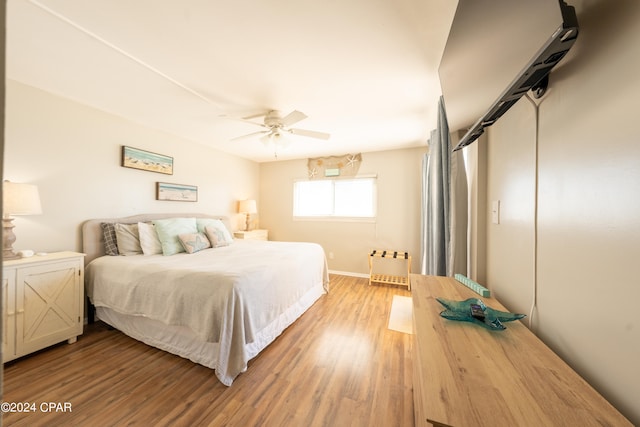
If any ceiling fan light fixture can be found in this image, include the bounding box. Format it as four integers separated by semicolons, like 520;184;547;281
261;130;291;147
227;109;330;145
259;133;271;146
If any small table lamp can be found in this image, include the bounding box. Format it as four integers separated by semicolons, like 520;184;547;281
3;180;43;260
238;199;257;231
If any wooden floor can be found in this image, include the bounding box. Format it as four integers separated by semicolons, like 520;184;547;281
2;275;414;427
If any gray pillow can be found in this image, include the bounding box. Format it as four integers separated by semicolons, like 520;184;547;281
101;222;119;256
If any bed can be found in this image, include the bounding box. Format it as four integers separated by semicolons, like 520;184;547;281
82;213;329;385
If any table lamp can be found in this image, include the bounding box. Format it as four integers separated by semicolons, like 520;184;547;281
3;180;43;259
238;199;257;231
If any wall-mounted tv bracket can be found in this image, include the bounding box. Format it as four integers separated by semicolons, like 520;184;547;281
531;74;549;99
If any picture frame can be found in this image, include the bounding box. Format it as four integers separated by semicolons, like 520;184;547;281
122;145;173;175
156;182;198;202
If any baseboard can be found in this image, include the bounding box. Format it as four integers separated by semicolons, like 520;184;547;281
328;270;369;279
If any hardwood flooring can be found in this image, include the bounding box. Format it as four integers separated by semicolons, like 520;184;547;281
2;275;414;427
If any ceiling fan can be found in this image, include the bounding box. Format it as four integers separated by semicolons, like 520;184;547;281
226;110;331;145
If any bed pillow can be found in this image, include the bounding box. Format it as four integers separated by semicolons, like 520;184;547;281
153;217;198;255
178;232;211;254
138;222;163;255
114;223;142;256
197;218;234;245
101;222;119;256
204;226;231;248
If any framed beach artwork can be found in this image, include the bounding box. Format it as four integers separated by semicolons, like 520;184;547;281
122;146;174;175
156;182;198;202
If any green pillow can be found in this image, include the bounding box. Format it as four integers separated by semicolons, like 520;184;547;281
152;217;198;255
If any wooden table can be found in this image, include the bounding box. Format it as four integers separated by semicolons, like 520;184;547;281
411;274;631;427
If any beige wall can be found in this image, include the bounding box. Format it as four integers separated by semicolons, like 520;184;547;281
472;1;640;423
259;147;425;276
4;80;260;254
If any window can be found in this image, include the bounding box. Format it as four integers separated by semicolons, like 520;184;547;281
293;176;377;219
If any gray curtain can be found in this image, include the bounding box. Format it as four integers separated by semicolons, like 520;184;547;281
421;97;467;276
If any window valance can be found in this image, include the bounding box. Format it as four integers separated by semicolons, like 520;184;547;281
307;153;362;179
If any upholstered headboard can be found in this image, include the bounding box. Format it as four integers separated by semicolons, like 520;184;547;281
81;213;230;265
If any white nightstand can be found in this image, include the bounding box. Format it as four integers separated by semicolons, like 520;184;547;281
233;229;269;241
2;251;85;362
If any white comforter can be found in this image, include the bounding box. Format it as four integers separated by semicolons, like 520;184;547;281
86;240;329;385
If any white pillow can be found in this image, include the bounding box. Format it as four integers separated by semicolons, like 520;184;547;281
197;218;233;244
138;222;162;255
153;217;198;255
114;223;142;256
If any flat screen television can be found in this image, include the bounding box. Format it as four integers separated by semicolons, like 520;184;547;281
439;0;579;151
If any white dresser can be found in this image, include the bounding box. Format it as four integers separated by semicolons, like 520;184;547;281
2;251;85;362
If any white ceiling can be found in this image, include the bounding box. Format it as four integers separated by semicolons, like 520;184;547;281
7;0;458;162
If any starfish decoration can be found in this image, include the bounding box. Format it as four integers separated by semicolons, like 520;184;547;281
346;154;359;169
308;168;318;178
436;297;525;331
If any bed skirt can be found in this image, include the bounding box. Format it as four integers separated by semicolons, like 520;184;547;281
95;280;326;385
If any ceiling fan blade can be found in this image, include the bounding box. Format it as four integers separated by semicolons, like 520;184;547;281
280;110;308;127
288;128;331;140
219;114;266;128
241;111;270;120
230;130;269;141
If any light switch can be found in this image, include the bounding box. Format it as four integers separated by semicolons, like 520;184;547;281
491;200;500;224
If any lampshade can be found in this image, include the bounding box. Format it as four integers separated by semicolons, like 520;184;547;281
238;199;257;214
3;181;43;217
3;181;43;260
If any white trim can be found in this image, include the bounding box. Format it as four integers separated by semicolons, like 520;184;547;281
293;216;376;223
328;270;369;279
293;173;378;183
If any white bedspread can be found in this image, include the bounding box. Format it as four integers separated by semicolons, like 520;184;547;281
86;240;329;385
